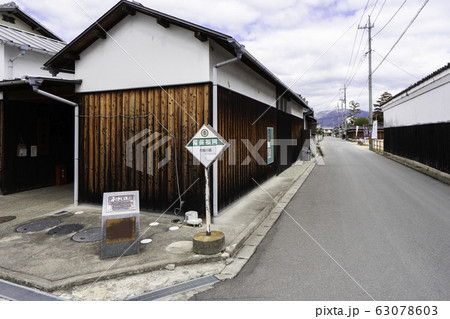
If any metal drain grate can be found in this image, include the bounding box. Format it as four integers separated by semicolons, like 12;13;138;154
127;275;219;301
0;279;65;301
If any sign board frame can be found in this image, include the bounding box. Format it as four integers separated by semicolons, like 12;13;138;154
185;124;229;235
101;190;140;259
186;124;230;168
267;127;274;164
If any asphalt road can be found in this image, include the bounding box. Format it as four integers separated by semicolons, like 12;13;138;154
192;137;450;300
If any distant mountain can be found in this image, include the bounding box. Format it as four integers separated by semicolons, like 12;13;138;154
316;109;369;128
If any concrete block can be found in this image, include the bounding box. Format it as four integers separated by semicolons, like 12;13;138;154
220;258;248;277
192;231;225;255
245;234;265;247
236;245;256;260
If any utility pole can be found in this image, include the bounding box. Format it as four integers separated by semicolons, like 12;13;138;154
340;85;347;139
359;15;374;150
337;101;341;137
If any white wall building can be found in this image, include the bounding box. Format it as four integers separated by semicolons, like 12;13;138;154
0;2;66;80
43;0;315;212
382;63;450;174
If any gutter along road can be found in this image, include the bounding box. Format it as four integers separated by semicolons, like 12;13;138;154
192;137;450;300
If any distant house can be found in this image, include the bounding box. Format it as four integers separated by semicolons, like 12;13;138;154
0;2;65;79
382;63;450;175
0;2;81;195
322;127;333;136
40;0;315;215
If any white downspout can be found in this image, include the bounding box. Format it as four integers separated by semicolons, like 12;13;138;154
8;46;28;80
28;79;79;206
212;42;244;218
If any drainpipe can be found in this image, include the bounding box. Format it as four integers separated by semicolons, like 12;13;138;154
212;40;245;218
27;78;79;207
8;46;29;80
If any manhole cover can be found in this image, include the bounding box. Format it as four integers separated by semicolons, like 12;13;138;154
16;219;61;233
72;227;101;242
0;216;16;224
166;241;193;254
48;224;84;235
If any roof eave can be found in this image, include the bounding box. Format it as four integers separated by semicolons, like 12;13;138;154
45;0;232;71
0;5;63;41
45;0;312;111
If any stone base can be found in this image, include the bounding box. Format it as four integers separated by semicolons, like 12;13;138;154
192;231;225;255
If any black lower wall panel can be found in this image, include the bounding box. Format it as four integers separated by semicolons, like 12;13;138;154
384;122;450;174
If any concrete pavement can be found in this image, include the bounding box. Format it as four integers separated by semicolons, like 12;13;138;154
0;159;315;300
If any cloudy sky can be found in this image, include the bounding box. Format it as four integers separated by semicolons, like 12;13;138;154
15;0;450;112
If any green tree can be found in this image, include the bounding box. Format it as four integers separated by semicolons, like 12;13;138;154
316;127;324;136
373;92;392;125
354;117;369;126
347;100;361;125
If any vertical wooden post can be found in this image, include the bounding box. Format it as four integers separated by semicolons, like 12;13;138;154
205;166;211;236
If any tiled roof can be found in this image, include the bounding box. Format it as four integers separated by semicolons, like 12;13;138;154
383;63;450;105
0;24;65;54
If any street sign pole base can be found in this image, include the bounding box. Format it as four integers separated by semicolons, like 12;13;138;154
192;231;225;255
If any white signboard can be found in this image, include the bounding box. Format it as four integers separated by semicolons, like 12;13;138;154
102;190;140;215
186;124;229;168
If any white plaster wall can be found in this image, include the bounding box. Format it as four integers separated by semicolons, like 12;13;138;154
75;13;210;93
384;73;450;127
289;100;303;119
0;44;5;79
0;14;38;35
3;45;52;80
209;41;276;106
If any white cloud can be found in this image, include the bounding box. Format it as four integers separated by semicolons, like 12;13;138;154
14;0;450;112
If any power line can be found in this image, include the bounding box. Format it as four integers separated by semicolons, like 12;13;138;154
372;50;420;80
373;0;407;38
347;52;367;88
346;29;368;87
373;0;387;24
344;0;372;84
369;0;380;17
373;0;430;75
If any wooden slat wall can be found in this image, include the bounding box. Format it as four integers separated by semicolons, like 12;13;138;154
78;84;210;211
290;116;304;164
217;87;304;209
78;83;304;213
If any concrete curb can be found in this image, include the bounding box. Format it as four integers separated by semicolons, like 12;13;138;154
0;252;224;292
381;152;450;185
216;161;316;280
0;161;316;294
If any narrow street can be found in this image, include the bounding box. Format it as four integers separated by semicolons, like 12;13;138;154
192;137;450;300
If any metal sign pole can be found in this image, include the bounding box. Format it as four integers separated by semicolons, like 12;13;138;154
205;166;211;236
